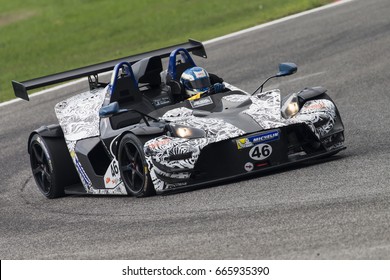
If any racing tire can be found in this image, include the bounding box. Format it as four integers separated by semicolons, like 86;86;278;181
118;134;155;197
29;134;79;199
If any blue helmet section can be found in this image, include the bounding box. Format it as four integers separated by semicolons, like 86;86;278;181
180;66;211;96
167;48;197;80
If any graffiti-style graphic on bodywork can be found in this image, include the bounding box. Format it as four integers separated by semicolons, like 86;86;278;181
222;94;251;103
54;87;337;194
55;88;106;141
288;99;336;138
55;88;128;195
162;107;245;142
145;107;245;192
243;90;336;138
144;90;337;192
243;90;290;130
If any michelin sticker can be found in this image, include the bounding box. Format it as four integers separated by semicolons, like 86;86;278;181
249;144;272;161
236;130;279;149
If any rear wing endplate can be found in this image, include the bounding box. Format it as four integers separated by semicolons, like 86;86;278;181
12;39;206;101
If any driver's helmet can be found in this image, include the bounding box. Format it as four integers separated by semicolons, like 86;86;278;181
180;67;211;97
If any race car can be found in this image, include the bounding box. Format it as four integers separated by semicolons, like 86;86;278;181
12;39;345;198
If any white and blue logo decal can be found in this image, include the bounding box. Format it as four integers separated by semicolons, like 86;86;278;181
236;130;279;150
190;96;213;108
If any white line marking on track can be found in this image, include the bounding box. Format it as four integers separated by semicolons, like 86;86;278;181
204;0;355;46
289;71;326;82
271;71;326;89
0;0;354;108
1;78;88;107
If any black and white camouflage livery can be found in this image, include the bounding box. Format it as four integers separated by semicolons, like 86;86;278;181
145;89;340;193
12;40;345;198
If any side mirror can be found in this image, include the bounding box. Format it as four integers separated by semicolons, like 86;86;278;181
276;63;297;77
99;101;127;117
252;62;298;95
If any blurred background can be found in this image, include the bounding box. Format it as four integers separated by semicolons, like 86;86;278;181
0;0;332;102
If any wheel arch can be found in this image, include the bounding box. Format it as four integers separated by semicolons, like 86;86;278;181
111;131;134;159
28;124;65;154
297;86;328;102
111;126;164;158
297;86;344;128
297;86;345;143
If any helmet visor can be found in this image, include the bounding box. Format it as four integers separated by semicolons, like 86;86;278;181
188;77;211;90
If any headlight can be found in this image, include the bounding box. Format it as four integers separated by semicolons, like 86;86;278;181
281;93;300;118
167;124;206;139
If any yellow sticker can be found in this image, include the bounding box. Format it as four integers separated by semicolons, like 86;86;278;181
236;138;253;149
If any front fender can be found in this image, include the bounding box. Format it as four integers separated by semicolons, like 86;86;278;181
298;86;327;102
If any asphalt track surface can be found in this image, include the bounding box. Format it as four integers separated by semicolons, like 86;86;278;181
1;0;390;259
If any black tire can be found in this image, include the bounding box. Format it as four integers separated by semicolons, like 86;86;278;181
29;134;79;199
118;134;155;197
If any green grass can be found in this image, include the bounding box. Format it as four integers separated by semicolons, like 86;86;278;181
0;0;333;102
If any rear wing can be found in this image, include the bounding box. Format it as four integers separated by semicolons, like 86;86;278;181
12;39;207;101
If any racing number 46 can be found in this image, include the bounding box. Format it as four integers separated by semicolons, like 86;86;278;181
111;160;119;177
249;144;272;160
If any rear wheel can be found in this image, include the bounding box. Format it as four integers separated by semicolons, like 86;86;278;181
118;134;155;197
29;134;78;198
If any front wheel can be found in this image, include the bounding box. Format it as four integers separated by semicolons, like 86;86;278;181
118;134;155;197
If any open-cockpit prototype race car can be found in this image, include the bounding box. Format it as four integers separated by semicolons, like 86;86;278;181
12;39;345;198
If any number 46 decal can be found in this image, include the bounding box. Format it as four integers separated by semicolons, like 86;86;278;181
110;160;119;177
249;144;272;160
104;159;121;189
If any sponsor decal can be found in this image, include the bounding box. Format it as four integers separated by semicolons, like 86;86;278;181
244;162;254;172
148;138;172;149
236;130;279;149
153;97;171;107
74;157;92;186
249;144;272;161
190;96;213;108
236;138;253;149
194;69;206;78
249;130;279;144
104;159;121;189
304;102;326;110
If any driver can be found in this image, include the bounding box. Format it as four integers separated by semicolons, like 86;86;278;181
180;66;226;100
